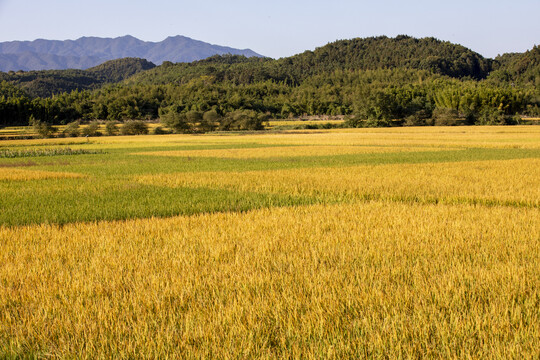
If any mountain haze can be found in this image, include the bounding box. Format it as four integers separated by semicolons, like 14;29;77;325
0;35;262;71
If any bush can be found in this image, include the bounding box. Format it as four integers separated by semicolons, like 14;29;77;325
30;116;56;138
121;120;149;135
432;109;462;126
82;121;102;137
219;110;267;131
403;110;433;126
105;121;119;136
160;108;190;133
153;126;170;135
64;121;81;137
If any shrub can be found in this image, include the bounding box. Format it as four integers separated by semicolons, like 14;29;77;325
105;121;119;136
121;120;149;135
219;110;267;131
82;121;102;137
30;116;55;138
160;108;190;133
64;121;81;137
153;126;170;135
432;109;462;126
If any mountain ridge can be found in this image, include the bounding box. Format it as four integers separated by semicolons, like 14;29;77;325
0;35;262;71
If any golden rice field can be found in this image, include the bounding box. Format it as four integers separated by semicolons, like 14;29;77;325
0;168;84;181
1;126;539;359
135;144;457;159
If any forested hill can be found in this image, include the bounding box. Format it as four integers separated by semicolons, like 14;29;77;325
1;36;538;129
0;36;505;96
0;58;155;97
285;36;492;80
491;45;540;86
129;36;493;86
0;35;262;72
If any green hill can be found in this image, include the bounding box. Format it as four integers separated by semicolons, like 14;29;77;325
0;58;155;97
1;36;538;130
129;36;493;86
490;45;540;86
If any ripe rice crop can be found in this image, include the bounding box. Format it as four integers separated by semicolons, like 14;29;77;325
135;145;457;159
136;158;540;208
0;126;539;358
0;168;84;181
0;203;538;358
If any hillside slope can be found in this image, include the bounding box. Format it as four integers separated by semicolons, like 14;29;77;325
129;36;494;86
490;45;540;86
0;58;156;97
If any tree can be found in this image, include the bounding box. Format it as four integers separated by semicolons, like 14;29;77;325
185;110;203;132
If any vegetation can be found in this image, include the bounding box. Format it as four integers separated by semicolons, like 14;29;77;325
0;36;538;132
0;127;538;358
0;147;101;158
0;58;155;97
119;120;149;135
490;45;540;87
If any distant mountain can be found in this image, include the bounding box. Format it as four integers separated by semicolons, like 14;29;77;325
0;35;262;71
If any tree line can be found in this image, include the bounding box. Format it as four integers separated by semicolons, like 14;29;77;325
0;37;539;132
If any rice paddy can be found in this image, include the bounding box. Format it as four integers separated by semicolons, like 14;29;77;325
0;126;539;358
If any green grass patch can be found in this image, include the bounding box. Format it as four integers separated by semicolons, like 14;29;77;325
0;178;318;226
25;147;540;177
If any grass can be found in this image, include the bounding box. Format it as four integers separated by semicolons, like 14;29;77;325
0;126;539;358
0;178;316;226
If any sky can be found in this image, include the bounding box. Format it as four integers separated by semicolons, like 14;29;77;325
0;0;538;59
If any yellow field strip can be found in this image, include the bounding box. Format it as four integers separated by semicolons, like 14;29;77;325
137;158;540;207
134;145;458;159
251;131;540;149
2;126;539;150
0;168;84;181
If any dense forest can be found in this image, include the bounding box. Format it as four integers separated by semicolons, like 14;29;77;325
1;36;539;133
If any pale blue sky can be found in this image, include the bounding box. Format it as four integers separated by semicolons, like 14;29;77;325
0;0;538;59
